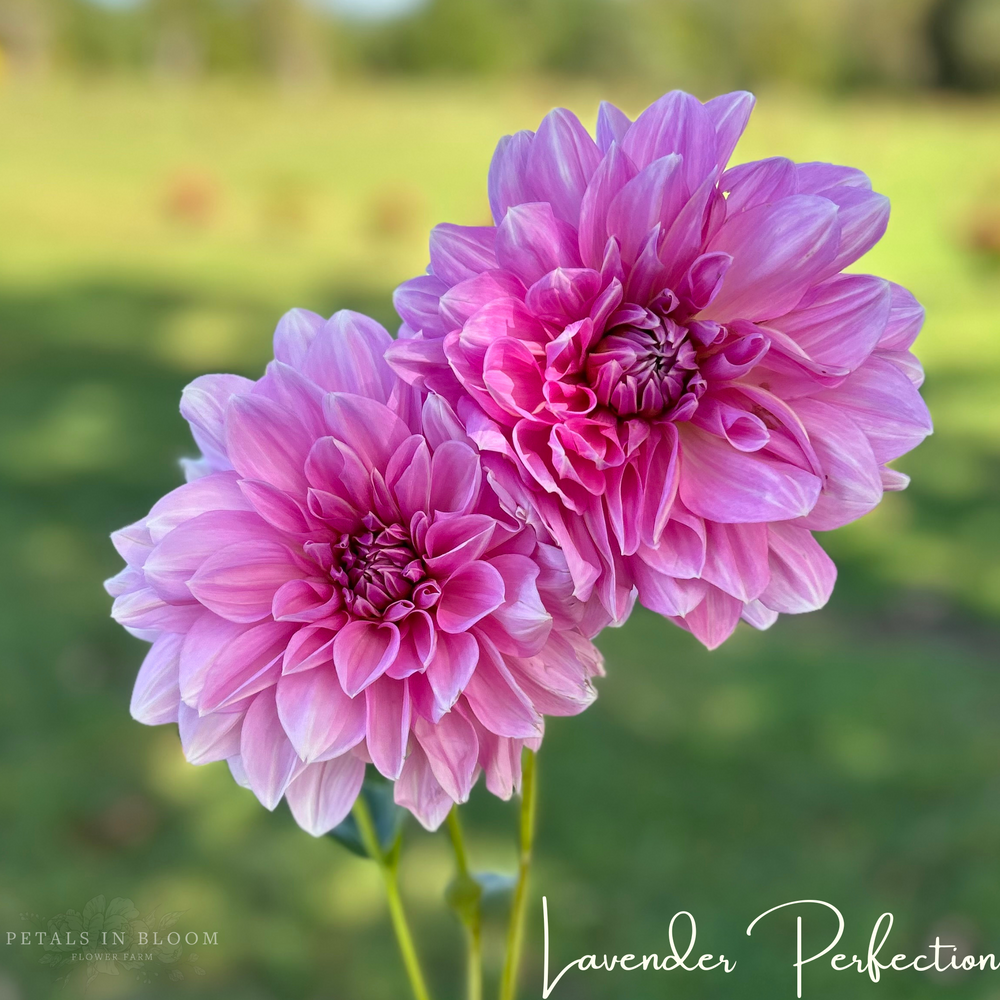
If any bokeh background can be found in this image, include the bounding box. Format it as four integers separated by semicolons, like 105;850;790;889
1;0;1000;997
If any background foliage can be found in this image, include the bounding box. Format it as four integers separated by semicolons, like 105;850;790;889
1;2;999;999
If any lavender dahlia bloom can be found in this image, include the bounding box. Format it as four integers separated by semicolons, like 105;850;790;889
105;310;603;833
387;90;932;647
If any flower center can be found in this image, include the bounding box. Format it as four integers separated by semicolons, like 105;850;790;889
330;514;436;619
585;305;706;420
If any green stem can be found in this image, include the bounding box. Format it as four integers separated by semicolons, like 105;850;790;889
446;807;483;1000
352;796;434;1000
498;749;538;1000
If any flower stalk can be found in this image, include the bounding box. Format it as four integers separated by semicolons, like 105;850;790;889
352;795;434;1000
498;748;538;1000
446;807;483;1000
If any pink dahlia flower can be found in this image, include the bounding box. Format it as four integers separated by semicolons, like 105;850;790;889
386;90;932;647
105;310;603;833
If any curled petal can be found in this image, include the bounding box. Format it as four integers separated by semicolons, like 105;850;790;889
436;561;506;633
333;620;401;697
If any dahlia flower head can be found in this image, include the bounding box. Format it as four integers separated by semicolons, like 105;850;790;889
387;89;932;647
105;310;604;834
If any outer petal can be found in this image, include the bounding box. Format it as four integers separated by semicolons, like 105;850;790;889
678;425;821;523
394;743;454;831
414;710;480;803
526;108;602;225
760;522;837;614
240;688;303;811
489;130;535;224
703;195;840;323
130;633;182;725
180;373;254;470
276;667;366;763
302;310;395;401
284;755;366;836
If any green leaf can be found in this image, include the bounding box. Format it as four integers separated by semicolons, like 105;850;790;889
445;872;482;925
446;871;516;924
328;777;405;859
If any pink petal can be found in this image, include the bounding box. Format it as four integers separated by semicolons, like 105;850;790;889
424;514;496;576
430;223;498;285
436;561;506;633
704;91;755;172
225;393;311;495
505;630;601;716
595;101;632;152
394;274;449;337
820;185;890;275
281;624;338;673
632;563;707;617
606;153;687;265
130;633;182;725
111;588;201;633
483;338;546;418
700;521;770;603
322;393;412;472
180;373;254;470
302;310;395;400
365;675;412;780
488;130;535;224
526;107;602;225
703;195;841;323
429;440;482;516
678;424;821;523
462;636;542;738
439;270;525;329
197;620;295;713
179;611;249;706
272;307;325;369
760;522;836;614
237;480;311;537
721;157;796;215
394;743;454;831
770;274;891;374
414;710;480;802
495;202;581;286
333;620;401;697
240;688;303;810
817;355;932;464
796;398;883;531
621;89;716;189
276;667;366;762
177;702;243;764
879;282;925;350
578;144;638;268
188;539;302;623
285;755;366;836
678;587;743;649
477;553;552;656
146;471;253;544
741;599;779;631
110;519;152;568
424;631;479;719
387;436;432;519
144;510;273;603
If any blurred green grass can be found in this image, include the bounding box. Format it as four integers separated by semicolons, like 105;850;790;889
0;80;999;999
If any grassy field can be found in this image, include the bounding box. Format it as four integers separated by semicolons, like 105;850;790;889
1;80;999;1000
